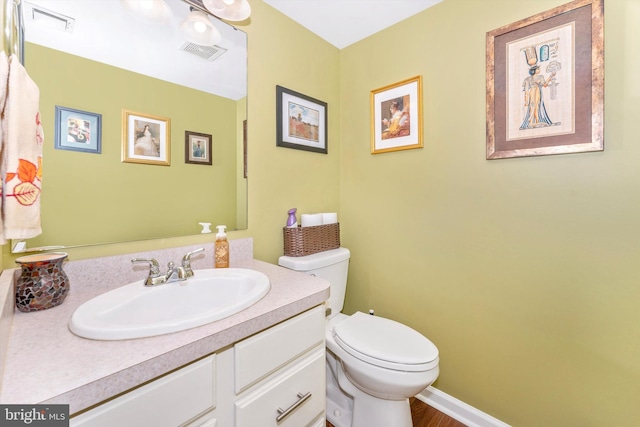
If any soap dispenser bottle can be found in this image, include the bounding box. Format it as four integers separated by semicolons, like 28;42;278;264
214;225;229;268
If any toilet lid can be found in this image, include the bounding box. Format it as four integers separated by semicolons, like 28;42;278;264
332;312;439;372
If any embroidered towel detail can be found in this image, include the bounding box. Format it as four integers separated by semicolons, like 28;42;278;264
0;53;43;243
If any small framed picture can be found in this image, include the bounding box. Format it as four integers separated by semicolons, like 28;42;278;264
370;76;423;154
54;106;102;154
122;110;171;166
276;85;328;154
185;131;212;165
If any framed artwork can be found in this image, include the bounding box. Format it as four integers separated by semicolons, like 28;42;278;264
276;85;328;154
54;106;102;154
185;130;212;165
486;0;604;159
122;110;171;166
370;75;423;154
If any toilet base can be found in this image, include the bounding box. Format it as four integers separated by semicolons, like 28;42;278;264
353;394;412;427
326;381;353;427
327;381;413;427
326;355;353;427
338;364;412;427
327;351;413;427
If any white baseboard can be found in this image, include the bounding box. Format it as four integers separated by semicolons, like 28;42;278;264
416;386;511;427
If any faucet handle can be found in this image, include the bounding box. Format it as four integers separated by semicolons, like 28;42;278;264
131;258;163;286
131;258;160;276
181;247;205;278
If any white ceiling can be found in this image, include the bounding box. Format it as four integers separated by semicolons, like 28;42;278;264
21;0;443;98
264;0;444;49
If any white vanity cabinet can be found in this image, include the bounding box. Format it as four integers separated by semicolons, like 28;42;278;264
70;305;326;427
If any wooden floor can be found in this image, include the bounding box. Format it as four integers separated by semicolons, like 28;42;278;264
326;397;467;427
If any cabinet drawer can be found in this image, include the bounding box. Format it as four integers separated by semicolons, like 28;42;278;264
71;355;216;427
234;305;324;393
235;348;325;427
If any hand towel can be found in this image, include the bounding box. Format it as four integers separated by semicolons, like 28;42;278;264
0;52;9;244
0;53;43;243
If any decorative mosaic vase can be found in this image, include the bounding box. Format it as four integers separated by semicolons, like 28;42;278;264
15;252;69;312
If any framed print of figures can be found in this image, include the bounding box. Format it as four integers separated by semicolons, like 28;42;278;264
185;131;212;165
54;106;102;154
122;110;171;166
371;76;423;154
486;0;604;159
276;85;328;154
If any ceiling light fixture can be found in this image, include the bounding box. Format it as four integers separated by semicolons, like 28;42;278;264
179;9;221;46
202;0;251;22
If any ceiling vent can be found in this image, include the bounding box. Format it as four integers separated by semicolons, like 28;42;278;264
179;42;227;61
25;2;75;33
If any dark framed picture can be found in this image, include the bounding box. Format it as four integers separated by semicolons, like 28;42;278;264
185;131;212;165
276;85;327;154
122;110;171;166
370;75;423;154
54;106;102;154
486;0;604;159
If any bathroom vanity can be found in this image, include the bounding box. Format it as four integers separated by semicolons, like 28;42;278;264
0;240;330;426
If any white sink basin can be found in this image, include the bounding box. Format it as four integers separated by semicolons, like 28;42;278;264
69;268;270;340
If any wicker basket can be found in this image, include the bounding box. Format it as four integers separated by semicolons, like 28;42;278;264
283;223;340;257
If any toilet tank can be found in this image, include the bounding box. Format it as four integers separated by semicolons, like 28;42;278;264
278;247;350;317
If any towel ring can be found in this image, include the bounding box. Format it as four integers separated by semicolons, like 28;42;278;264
2;0;24;64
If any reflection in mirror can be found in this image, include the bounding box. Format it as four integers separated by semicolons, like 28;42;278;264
14;0;247;252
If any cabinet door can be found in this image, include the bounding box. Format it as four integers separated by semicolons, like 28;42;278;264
235;348;325;427
234;305;324;393
71;355;216;427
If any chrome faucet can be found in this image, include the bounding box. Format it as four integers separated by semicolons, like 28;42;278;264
181;247;205;279
164;261;184;282
131;247;205;287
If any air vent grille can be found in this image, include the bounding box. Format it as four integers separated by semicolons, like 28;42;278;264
179;42;227;61
25;2;75;33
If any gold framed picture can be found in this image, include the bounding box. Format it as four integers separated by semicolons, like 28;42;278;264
370;75;423;154
122;110;171;166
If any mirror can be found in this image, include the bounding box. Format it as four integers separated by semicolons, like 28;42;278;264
14;0;247;252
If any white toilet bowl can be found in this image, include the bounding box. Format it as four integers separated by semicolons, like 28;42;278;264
278;248;440;427
325;312;439;427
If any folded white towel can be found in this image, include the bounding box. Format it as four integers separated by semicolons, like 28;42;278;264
0;53;43;243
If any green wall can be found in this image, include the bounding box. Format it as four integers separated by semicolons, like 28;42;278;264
339;0;640;425
5;0;640;425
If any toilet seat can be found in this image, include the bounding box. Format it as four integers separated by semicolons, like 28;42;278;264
332;312;439;372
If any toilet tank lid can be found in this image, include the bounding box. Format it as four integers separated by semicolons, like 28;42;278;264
278;247;350;271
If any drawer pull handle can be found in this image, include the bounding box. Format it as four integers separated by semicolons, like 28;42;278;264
276;391;312;423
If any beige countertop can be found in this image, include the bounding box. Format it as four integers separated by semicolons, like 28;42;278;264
0;244;329;415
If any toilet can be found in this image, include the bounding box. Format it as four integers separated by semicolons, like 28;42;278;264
278;247;439;427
